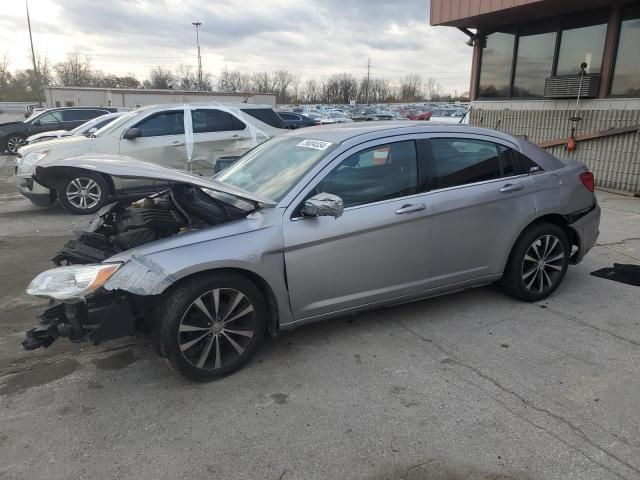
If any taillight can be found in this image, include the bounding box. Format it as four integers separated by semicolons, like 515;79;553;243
580;171;594;192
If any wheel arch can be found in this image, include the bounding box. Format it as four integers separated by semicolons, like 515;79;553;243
157;267;281;337
503;213;580;273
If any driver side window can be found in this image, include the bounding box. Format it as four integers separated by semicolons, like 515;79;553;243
135;111;185;137
316;140;418;208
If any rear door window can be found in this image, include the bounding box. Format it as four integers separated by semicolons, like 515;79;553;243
62;109;105;121
240;108;288;129
134;111;185;137
429;138;501;189
191;109;245;133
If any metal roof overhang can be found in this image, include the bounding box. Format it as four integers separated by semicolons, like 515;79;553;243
431;0;616;30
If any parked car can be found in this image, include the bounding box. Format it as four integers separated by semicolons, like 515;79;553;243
1;106;117;154
26;112;124;145
14;103;288;214
324;111;354;123
23;122;600;381
276;111;317;129
406;109;433;121
305;112;336;125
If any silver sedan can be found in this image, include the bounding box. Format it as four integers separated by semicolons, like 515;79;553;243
24;123;600;380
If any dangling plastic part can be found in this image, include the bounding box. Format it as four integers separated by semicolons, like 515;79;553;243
183;104;194;172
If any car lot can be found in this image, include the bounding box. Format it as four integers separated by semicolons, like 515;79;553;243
1;152;640;479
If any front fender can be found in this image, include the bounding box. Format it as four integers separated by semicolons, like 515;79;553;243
103;226;294;327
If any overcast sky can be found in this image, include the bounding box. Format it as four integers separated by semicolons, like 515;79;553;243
0;0;472;94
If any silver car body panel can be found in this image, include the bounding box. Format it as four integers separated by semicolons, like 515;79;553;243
50;123;598;331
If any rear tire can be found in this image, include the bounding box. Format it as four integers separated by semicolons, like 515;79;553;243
56;172;109;215
501;222;570;302
155;273;267;381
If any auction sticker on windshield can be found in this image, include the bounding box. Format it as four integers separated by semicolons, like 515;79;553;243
296;139;333;150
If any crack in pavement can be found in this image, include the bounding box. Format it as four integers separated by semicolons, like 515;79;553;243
394;319;640;480
544;306;640;348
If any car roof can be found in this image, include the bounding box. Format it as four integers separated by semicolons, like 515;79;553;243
281;121;521;145
134;103;275;114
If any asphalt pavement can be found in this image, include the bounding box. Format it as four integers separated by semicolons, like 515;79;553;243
1;153;639;480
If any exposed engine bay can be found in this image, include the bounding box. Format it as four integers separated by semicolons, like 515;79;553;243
53;184;254;265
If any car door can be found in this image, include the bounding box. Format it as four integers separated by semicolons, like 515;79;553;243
60;109;98;130
422;134;537;287
28;111;63;135
190;108;253;176
118;108;188;172
283;138;434;321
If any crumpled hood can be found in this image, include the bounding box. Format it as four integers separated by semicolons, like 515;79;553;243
34;153;277;206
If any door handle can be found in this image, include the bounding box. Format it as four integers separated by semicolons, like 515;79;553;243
395;203;426;214
232;134;240;139
499;183;523;193
171;141;185;146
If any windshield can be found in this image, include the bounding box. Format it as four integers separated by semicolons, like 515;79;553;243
216;136;338;202
93;110;143;137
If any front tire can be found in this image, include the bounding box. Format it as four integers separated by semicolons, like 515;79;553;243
156;273;267;381
5;135;26;154
501;222;570;302
56;172;109;215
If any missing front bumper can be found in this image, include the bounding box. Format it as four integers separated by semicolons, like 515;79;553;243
23;294;137;350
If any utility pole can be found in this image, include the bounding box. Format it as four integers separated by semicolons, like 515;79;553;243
192;22;202;90
365;57;371;105
26;0;43;105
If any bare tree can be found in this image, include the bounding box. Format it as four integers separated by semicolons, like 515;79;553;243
272;69;294;104
54;53;93;87
400;73;422;102
144;66;175;89
303;78;319;103
290;73;302;103
176;64;198;90
424;77;442;100
251;71;276;93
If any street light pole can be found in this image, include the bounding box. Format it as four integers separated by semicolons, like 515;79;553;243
192;22;202;90
26;0;43;105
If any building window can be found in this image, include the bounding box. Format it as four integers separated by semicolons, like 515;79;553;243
478;32;515;98
611;6;640;97
64;101;74;107
556;23;607;76
513;30;557;97
54;101;61;107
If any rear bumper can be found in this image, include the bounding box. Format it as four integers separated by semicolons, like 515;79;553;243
568;201;601;264
23;293;137;350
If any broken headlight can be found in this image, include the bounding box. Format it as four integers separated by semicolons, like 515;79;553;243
26;263;121;301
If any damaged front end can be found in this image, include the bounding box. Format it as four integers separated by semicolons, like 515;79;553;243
23;182;257;351
23;293;137;350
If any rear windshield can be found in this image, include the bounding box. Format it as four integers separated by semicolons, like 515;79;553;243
240;108;288;129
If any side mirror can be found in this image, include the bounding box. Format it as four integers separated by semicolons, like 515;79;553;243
302;193;344;219
123;127;141;140
33;120;41;126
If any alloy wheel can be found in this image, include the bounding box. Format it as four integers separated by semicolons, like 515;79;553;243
178;288;256;371
6;136;25;154
521;234;566;294
65;177;102;210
